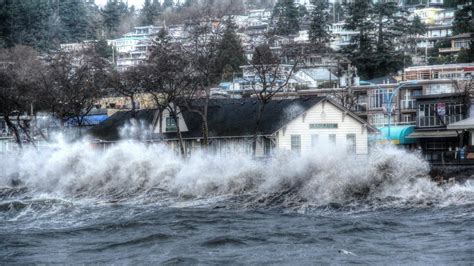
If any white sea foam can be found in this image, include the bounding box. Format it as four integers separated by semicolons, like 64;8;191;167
0;136;473;208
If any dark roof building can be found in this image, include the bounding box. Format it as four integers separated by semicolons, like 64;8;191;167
90;96;377;155
90;97;328;141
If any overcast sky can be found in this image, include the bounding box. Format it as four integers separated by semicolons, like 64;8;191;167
95;0;146;8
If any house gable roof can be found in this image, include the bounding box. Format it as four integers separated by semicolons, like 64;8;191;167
89;109;156;141
90;96;376;141
166;97;326;139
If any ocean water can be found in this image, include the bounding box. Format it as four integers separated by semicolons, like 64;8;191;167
1;141;473;264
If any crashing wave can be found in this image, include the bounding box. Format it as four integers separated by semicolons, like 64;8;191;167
0;138;473;210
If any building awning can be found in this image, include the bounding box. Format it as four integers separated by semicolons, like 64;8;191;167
447;117;474;130
407;130;458;139
65;115;109;127
376;125;416;144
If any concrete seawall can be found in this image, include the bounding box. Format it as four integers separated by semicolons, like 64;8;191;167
430;164;474;183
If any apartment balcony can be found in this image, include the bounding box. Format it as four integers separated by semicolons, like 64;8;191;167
439;47;461;54
418;114;464;128
400;99;416;110
402;67;472;81
351;103;367;112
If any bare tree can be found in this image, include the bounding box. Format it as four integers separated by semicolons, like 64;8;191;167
244;43;302;155
38;48;110;136
448;77;473;148
143;31;195;155
180;18;224;148
107;67;144;118
178;4;244;148
0;45;42;149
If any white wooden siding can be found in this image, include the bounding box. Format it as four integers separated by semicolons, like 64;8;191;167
155;108;188;134
277;102;369;154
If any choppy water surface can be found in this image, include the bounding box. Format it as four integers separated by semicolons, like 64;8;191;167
1;141;473;264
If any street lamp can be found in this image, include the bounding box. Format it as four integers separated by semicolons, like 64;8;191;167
386;81;418;142
365;80;418;142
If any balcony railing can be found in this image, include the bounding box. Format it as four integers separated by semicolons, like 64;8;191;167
438;47;461;53
401;99;416;110
351;103;367;112
418;114;463;128
403;69;470;81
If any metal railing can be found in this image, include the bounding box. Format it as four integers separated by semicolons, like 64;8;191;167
418;114;464;128
351;103;367;112
400;99;416;110
402;69;471;81
424;150;474;164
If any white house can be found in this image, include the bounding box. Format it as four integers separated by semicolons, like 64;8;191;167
330;21;358;51
112;26;162;71
294;68;339;89
91;97;378;156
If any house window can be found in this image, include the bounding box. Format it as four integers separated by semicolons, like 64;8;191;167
311;134;319;148
264;138;274;155
166;117;177;132
329;134;336;144
402;114;413;124
346;134;356;154
291;135;301;154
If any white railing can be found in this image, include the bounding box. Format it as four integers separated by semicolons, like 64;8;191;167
418;114;464;128
401;99;416;110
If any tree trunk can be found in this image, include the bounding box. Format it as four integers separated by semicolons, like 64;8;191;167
171;110;185;156
201;116;209;147
158;107;163;134
16;113;36;149
377;14;383;49
130;94;136;118
4;115;22;150
252;103;266;157
201;95;209;147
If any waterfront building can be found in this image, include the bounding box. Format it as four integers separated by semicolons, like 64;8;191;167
401;64;474;162
91;97;377;156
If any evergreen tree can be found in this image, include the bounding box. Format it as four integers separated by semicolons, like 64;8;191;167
405;15;426;52
272;0;300;36
0;1;55;49
94;39;114;61
0;0;107;50
330;2;344;23
101;0;129;38
183;0;193;7
58;0;89;42
457;39;474;63
309;0;331;46
297;5;308;25
140;0;161;26
453;2;474;35
162;0;174;10
443;0;471;8
215;17;247;81
343;0;375;78
84;3;103;40
343;0;416;79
